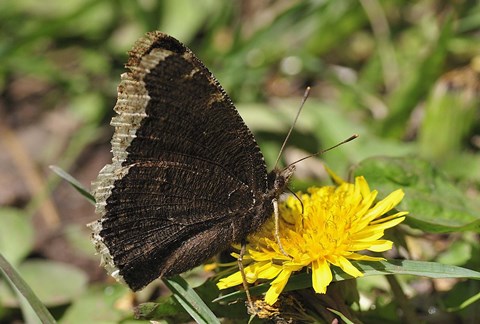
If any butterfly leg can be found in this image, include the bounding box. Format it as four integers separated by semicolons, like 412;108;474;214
238;241;256;316
273;198;290;257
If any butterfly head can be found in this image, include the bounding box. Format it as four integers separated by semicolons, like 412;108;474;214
268;164;295;195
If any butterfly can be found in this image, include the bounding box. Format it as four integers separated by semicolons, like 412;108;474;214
88;31;294;291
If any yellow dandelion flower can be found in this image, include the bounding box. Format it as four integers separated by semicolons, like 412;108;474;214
217;176;407;305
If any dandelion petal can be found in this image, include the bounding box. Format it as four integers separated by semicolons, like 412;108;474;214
265;270;292;305
312;259;332;294
337;256;363;277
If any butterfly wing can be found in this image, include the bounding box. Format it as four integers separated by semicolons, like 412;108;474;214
90;32;270;290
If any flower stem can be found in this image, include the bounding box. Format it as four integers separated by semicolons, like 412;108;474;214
386;275;419;322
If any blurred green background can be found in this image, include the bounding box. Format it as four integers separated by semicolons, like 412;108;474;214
1;0;479;323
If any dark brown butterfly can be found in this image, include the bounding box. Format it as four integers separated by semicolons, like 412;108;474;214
89;31;294;291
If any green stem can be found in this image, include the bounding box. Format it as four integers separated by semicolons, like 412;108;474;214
386;275;418;323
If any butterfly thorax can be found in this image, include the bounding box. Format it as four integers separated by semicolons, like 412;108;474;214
246;165;296;235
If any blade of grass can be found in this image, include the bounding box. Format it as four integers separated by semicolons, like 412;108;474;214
446;291;480;312
162;275;220;324
0;253;56;324
214;259;480;302
49;165;94;204
327;308;354;324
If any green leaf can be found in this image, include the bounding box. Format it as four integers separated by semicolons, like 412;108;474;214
49;165;95;204
442;152;480;182
354;259;480;279
161;275;220;324
352;156;480;232
60;285;132;324
437;239;472;266
0;208;34;266
135;299;192;323
0;260;88;307
418;67;478;161
382;14;454;137
214;259;480;303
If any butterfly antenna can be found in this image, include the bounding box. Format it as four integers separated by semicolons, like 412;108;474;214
274;87;311;169
287;187;304;216
285;134;359;169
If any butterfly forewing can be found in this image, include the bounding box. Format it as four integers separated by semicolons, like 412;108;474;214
90;32;272;290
